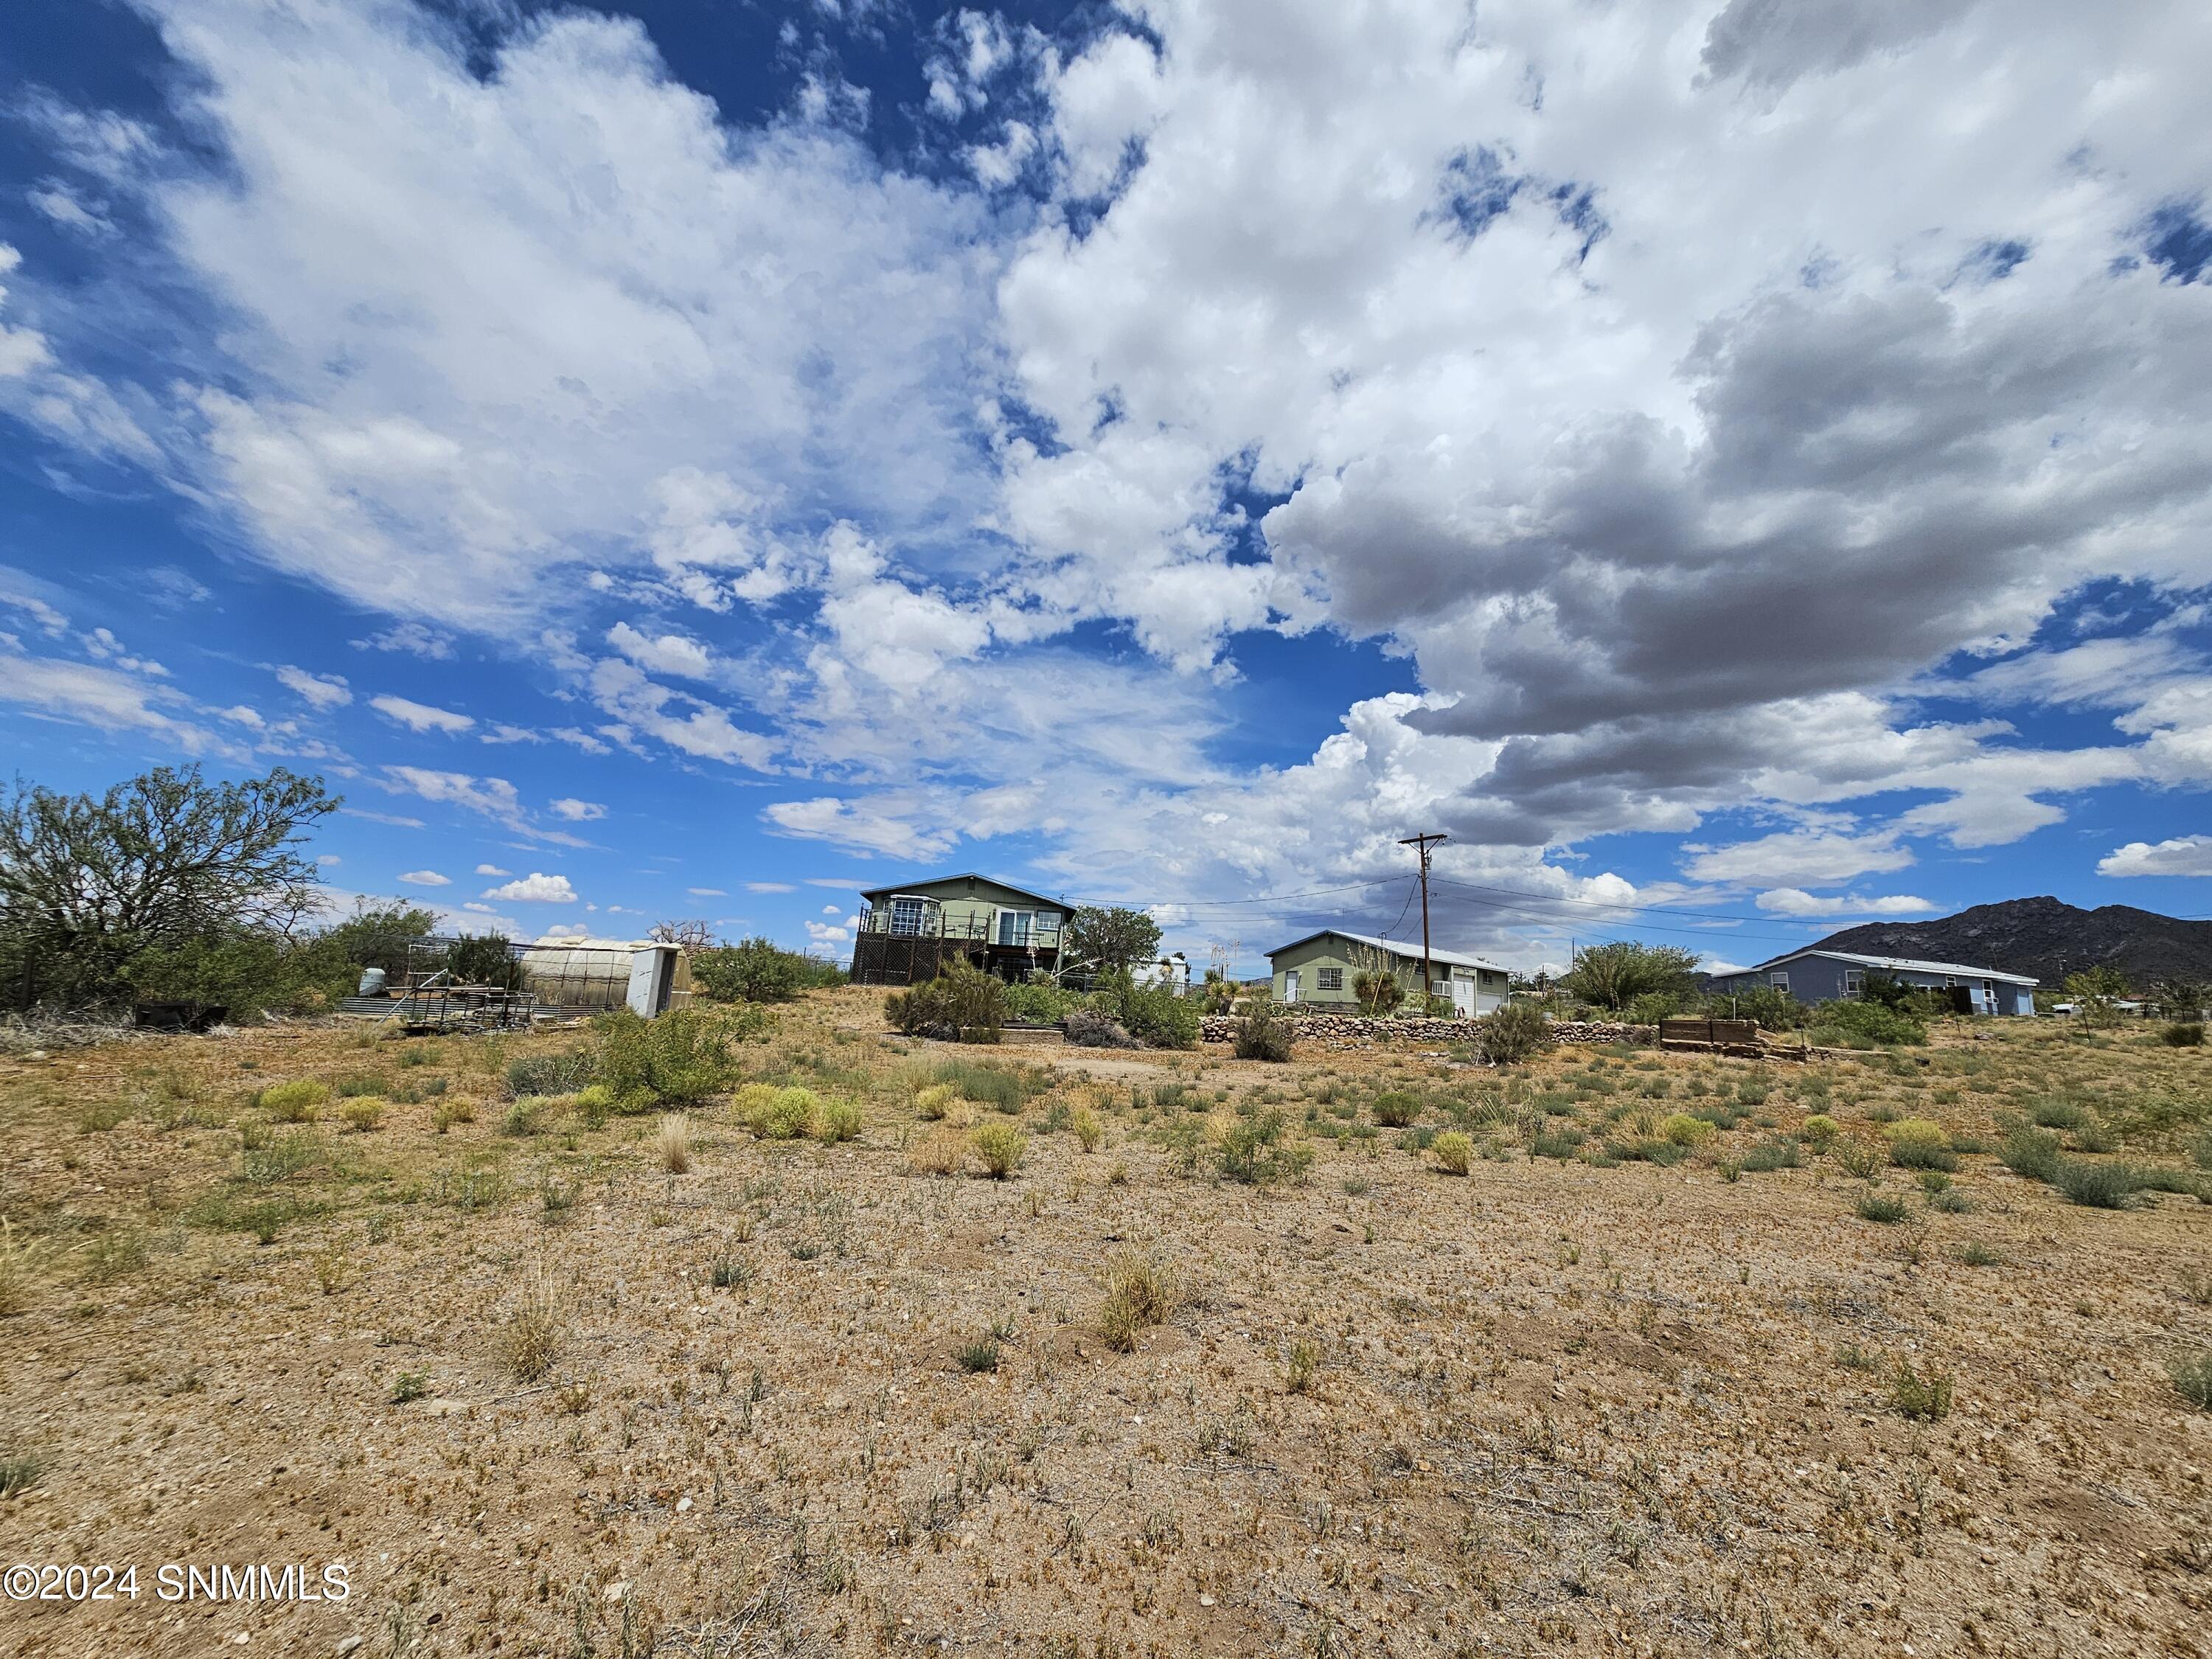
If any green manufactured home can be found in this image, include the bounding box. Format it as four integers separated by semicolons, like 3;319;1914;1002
849;872;1076;986
1267;928;1509;1015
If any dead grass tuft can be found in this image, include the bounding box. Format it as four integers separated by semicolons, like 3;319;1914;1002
658;1113;692;1173
1099;1248;1174;1352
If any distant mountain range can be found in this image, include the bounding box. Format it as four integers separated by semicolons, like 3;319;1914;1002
1804;896;2212;990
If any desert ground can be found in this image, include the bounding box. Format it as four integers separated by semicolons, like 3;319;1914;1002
1;987;2208;1658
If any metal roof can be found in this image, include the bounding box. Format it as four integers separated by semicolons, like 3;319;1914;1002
1739;947;2038;986
1267;928;1508;975
855;872;1074;913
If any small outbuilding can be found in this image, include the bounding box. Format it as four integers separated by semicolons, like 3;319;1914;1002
1708;949;2036;1016
1265;928;1509;1016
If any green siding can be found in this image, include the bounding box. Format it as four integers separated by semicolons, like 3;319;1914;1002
862;875;1073;942
1268;933;1509;1009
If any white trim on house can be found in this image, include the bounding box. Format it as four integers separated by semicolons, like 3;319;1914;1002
1740;947;2037;987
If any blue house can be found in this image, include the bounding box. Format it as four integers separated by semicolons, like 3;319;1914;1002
1709;949;2037;1017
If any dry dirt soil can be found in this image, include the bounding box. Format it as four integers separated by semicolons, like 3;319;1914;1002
1;987;2208;1658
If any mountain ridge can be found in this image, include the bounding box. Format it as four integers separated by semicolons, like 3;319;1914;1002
1799;896;2212;989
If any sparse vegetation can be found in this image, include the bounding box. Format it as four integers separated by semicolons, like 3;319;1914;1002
970;1121;1027;1179
3;974;2205;1656
658;1113;692;1173
1099;1248;1174;1352
1232;1009;1295;1062
1430;1130;1472;1174
1889;1361;1954;1420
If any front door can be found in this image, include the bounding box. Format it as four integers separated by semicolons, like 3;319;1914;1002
1284;970;1300;1004
1450;977;1475;1016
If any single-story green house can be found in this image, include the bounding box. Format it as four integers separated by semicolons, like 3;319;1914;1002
1266;928;1509;1015
850;872;1076;986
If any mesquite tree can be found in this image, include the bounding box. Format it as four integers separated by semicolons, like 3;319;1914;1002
0;765;339;1009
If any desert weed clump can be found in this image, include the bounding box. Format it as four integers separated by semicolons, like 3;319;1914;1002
816;1099;864;1143
970;1121;1027;1179
501;1272;565;1382
658;1114;692;1173
1831;1135;1884;1180
1371;1091;1420;1128
339;1097;385;1133
257;1079;328;1123
1070;1105;1104;1152
2169;1350;2212;1410
914;1083;957;1120
1430;1131;1472;1175
1658;1113;1716;1149
1214;1108;1314;1186
1099;1248;1175;1351
739;1084;819;1141
907;1128;967;1176
1885;1119;1956;1171
1888;1360;1954;1420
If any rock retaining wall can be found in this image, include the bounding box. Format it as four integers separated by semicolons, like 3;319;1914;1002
1198;1014;1651;1051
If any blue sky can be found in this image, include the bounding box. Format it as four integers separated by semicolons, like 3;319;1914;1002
1;0;2209;977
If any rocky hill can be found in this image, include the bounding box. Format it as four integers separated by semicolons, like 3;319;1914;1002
1809;896;2212;990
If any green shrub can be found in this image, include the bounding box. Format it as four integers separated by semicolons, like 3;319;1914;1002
2051;1159;2135;1208
1723;985;1805;1031
1003;981;1075;1026
1529;1125;1585;1160
506;1049;596;1099
1800;1113;1840;1147
1889;1361;1954;1420
1214;1108;1313;1186
1233;1009;1295;1062
956;1337;1002;1374
1856;1192;1910;1224
2171;1350;2212;1411
737;1084;819;1141
1090;970;1200;1050
1478;1001;1554;1063
1884;1119;1956;1172
885;961;1009;1044
339;1098;385;1133
2160;1021;2205;1048
970;1121;1027;1178
1997;1125;2064;1183
595;1006;762;1108
257;1079;328;1123
1371;1091;1421;1128
691;937;820;1003
333;1073;384;1099
2030;1099;2088;1130
815;1099;863;1143
1431;1130;1472;1175
502;1097;554;1137
1810;1000;1927;1048
1741;1137;1802;1172
1071;1106;1104;1152
924;1057;1039;1113
1659;1113;1716;1148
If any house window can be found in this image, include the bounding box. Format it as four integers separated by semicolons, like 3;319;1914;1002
1769;972;1790;992
996;911;1037;947
1316;967;1343;992
888;897;928;936
1843;969;1863;994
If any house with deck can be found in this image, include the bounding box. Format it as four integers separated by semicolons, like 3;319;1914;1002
849;873;1076;987
1708;949;2037;1016
1266;928;1509;1016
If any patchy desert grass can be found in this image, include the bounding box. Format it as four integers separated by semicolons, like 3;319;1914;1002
0;990;2208;1656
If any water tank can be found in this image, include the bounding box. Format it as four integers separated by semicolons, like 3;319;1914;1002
358;967;387;996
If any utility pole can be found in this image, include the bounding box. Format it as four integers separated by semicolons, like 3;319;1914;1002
1399;832;1447;1006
